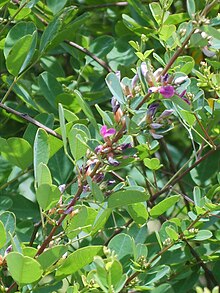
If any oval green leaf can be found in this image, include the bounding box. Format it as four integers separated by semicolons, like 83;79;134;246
56;246;103;277
150;195;180;217
6;252;43;284
108;189;149;208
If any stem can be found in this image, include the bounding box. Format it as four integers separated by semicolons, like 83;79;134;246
184;239;218;287
193;113;216;149
0;169;32;190
35;185;83;256
65;40;113;73
0;102;62;140
150;144;220;202
1;77;17;104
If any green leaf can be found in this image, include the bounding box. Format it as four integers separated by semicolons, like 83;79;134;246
6;252;43;284
105;72;125;105
159;25;176;41
150;195;180;217
127;202;148;225
74;90;97;128
40;16;63;52
36;162;52;186
202;25;220;41
108;189;149;208
87;35;115;60
6;34;35;76
149;2;162;24
56;246;103;277
4;21;37;58
180;110;196;126
0;221;7;249
0;137;32;170
165;226;179;241
193;230;213;241
63;206;88;239
68;127;88;161
36;184;60;211
108;233;133;260
0;0;9;8
58;103;68;152
37;245;68;271
186;0;195;19
34;129;50;184
95;104;113;126
87;176;104;202
46;0;67;14
0;196;13;211
144;158;162;170
91;205;112;236
38;71;63;108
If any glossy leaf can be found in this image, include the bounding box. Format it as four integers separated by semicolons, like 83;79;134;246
6;252;43;284
36;184;61;211
37;245;68;271
56;246;103;277
0;138;32;170
68;127;88;161
150;195;180;217
108;189;149;208
105;72;125;104
34;129;50;184
108;233;133;260
127;202;148;225
47;0;67;14
6;35;35;76
40;16;62;52
0;221;7;249
193;230;213;241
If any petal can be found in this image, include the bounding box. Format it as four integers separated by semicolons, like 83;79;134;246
159;85;175;98
100;125;107;137
105;128;116;137
159;109;174;118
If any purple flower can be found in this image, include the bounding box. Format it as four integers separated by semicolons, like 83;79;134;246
150;123;163;129
131;74;139;89
141;62;148;77
100;125;116;138
95;145;103;154
147;103;159;118
120;143;132;150
111;97;120;114
159;109;174;118
149;130;163;140
108;156;120;166
159;85;175;98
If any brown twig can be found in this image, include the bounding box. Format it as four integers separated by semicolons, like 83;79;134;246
184;239;218;287
65;41;113;73
0;102;62;140
150;145;220;203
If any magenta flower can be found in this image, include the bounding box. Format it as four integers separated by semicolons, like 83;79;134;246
100;125;116;138
159;85;175;98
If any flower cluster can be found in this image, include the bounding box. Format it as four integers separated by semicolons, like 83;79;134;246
146;103;174;139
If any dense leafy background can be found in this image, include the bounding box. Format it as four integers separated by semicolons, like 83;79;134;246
0;0;220;292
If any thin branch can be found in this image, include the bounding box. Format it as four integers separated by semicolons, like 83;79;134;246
150;145;220;203
104;219;133;246
66;41;113;73
0;102;62;140
184;239;218;287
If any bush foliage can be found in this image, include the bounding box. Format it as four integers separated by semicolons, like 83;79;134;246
0;0;220;292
